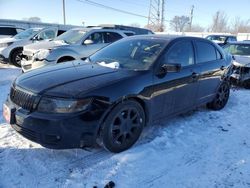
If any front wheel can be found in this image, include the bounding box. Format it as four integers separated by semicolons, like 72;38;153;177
100;100;145;153
10;48;23;67
207;82;230;110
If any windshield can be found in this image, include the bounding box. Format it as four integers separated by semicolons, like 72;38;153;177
54;29;86;44
89;38;166;70
207;36;227;43
223;44;250;56
13;28;41;39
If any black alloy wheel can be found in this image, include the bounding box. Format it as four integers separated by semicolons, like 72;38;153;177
207;82;230;110
101;100;145;153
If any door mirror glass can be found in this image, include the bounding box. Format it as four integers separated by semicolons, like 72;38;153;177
31;35;39;42
84;39;94;45
163;63;181;72
159;63;181;74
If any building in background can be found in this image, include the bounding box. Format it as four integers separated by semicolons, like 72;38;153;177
0;19;78;30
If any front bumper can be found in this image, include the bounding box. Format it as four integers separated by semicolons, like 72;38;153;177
0;47;9;63
230;64;250;88
4;99;101;149
0;54;9;63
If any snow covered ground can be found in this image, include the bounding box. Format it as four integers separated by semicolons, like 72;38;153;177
0;66;250;188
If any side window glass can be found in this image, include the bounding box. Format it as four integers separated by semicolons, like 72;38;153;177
104;32;123;43
230;37;237;42
196;41;217;63
124;32;134;36
216;50;223;59
38;29;56;40
162;41;194;67
85;32;104;44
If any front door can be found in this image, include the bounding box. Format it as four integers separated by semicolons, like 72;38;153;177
152;39;200;120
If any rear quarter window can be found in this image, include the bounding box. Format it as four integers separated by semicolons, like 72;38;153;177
196;41;217;63
124;32;134;36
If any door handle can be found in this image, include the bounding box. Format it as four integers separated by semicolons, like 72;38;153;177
220;66;225;70
191;72;199;79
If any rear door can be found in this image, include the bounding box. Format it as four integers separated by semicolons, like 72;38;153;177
81;31;123;58
194;40;226;104
152;39;200;120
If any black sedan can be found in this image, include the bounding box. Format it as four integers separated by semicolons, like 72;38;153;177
3;35;231;153
223;41;250;88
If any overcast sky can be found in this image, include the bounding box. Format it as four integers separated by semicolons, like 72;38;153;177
0;0;249;30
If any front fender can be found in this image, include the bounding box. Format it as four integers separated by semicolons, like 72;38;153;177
46;48;79;62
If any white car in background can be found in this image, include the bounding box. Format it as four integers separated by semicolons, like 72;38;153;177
0;27;67;67
21;28;135;72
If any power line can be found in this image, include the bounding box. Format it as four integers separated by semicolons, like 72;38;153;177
116;0;148;7
76;0;170;23
76;0;148;19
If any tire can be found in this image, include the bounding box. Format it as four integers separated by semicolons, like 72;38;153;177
243;81;250;89
10;48;23;67
207;82;230;110
100;100;145;153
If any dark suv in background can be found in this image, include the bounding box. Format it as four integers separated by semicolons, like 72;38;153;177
206;35;237;46
0;26;24;39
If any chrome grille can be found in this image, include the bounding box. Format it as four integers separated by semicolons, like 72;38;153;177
10;87;38;111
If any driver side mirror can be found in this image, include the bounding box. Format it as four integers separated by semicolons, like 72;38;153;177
32;35;43;42
84;39;94;45
157;63;181;76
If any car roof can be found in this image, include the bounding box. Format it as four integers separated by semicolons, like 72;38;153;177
227;41;250;45
0;25;24;29
70;27;139;33
207;34;236;37
126;34;211;42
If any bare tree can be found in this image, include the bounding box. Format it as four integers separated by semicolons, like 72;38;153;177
144;23;163;32
210;11;228;32
184;24;204;32
23;17;42;22
230;17;250;34
170;16;190;32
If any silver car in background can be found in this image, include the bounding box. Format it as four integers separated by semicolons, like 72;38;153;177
21;28;135;72
0;27;67;66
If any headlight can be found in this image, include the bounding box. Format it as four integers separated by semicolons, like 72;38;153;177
37;97;92;113
33;49;50;61
0;42;13;48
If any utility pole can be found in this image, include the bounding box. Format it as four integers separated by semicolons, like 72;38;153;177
63;0;66;25
189;5;194;31
148;0;165;32
160;0;165;31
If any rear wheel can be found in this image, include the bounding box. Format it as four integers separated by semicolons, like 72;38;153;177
100;100;145;153
243;81;250;89
10;48;23;67
207;82;230;110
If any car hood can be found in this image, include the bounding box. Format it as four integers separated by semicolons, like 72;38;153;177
15;60;136;98
24;40;67;51
233;55;250;67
